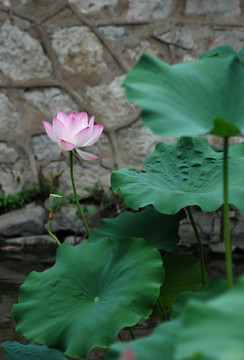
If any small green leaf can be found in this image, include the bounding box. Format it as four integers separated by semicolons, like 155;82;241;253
13;239;164;359
1;341;67;360
88;207;186;251
159;253;207;313
111;137;244;214
124;47;244;137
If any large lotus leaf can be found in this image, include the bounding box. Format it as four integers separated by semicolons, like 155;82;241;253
107;276;244;360
88;207;186;251
200;44;244;60
171;278;227;320
106;319;180;360
124;46;244;137
12;238;163;359
159;253;207;313
1;342;67;360
111;137;244;214
175;275;244;360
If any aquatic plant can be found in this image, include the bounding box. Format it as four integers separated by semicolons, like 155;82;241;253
2;45;244;360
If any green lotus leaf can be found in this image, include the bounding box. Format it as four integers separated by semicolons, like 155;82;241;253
200;44;241;60
88;207;186;251
111;137;244;214
1;342;67;360
124;46;244;137
175;275;244;360
159;253;207;313
171;278;227;320
106;320;180;360
107;275;244;360
13;239;164;359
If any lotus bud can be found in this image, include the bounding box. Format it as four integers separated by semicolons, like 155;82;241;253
49;194;63;210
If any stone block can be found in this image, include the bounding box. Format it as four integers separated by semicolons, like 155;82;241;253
2;234;57;248
86;75;137;130
126;0;175;20
210;29;244;53
0;142;19;164
117;121;162;167
32;134;61;162
68;0;117;14
45;203;84;234
51;26;107;75
186;0;240;18
0;203;46;237
57;162;110;196
0;20;52;81
98;26;125;41
24;88;80;120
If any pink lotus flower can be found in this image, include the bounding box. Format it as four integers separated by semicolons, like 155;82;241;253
42;110;104;161
119;348;137;360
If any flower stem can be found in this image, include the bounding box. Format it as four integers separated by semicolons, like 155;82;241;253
156;299;167;321
186;206;206;285
69;151;90;237
223;136;233;289
118;333;124;342
47;217;61;246
128;327;135;340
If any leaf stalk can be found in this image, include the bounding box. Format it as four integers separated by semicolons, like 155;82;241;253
186;206;206;285
223;136;233;288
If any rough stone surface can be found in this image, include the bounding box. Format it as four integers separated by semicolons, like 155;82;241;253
155;24;211;58
68;0;117;14
98;26;125;41
64;234;82;245
0;159;33;194
32;134;61;162
0;203;46;236
45;203;83;234
186;0;240;18
24;88;80;120
57;161;110;195
0;92;20;139
210;29;244;52
86;75;137;130
126;0;175;20
51;26;107;75
117;121;163;167
122;41;161;67
179;210;215;246
3;234;57;247
0;142;19;164
0;20;53;81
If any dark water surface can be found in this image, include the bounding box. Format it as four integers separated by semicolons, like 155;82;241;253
0;251;56;359
1;247;244;359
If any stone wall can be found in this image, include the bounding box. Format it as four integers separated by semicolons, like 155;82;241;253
1;0;244;248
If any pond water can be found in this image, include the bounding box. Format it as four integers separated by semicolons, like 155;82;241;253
1;247;244;359
0;251;56;359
